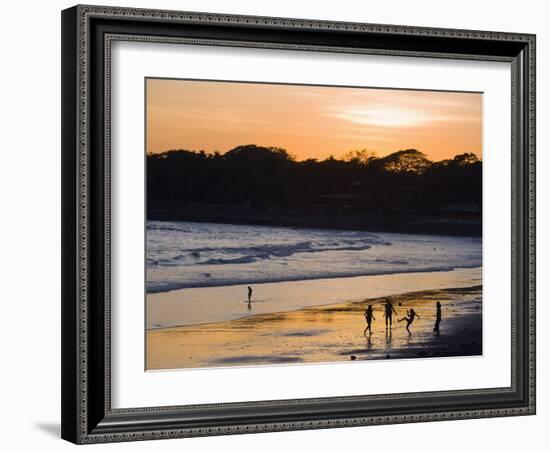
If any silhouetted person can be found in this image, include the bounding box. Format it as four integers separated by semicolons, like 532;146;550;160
247;286;253;306
363;305;376;336
384;298;397;330
399;308;420;335
433;301;442;335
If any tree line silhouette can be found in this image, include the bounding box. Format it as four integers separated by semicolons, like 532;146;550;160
147;145;481;234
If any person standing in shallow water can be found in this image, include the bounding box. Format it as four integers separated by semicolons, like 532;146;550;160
399;308;421;335
363;304;376;336
383;298;397;330
247;286;253;305
433;301;442;335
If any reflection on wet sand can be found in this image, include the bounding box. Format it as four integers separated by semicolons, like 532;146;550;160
147;285;482;370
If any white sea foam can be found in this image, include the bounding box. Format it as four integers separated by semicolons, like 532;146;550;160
146;221;482;293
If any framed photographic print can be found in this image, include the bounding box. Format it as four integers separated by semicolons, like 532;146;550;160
61;5;536;444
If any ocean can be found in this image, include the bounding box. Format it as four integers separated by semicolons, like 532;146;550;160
146;220;482;294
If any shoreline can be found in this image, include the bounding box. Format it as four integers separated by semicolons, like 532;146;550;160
147;264;482;294
147;284;482;370
147;267;482;329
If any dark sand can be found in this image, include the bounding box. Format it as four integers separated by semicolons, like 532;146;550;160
147;285;482;370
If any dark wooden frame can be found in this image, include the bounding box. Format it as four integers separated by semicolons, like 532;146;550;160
61;4;536;444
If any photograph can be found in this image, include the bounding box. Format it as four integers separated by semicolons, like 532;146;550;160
145;78;483;370
57;3;536;445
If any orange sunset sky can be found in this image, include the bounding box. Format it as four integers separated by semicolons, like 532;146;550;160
146;78;482;162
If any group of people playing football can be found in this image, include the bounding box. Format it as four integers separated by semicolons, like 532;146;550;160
363;299;442;336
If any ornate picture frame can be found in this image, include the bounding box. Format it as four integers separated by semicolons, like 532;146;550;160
61;4;536;444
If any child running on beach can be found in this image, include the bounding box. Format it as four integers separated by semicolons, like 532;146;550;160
247;286;253;309
363;305;375;336
399;308;420;335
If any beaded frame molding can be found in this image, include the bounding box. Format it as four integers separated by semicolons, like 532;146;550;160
61;4;536;444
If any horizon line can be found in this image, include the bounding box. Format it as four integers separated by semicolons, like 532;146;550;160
146;145;482;163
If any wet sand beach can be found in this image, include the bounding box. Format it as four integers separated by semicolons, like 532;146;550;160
147;284;482;370
147;267;481;329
